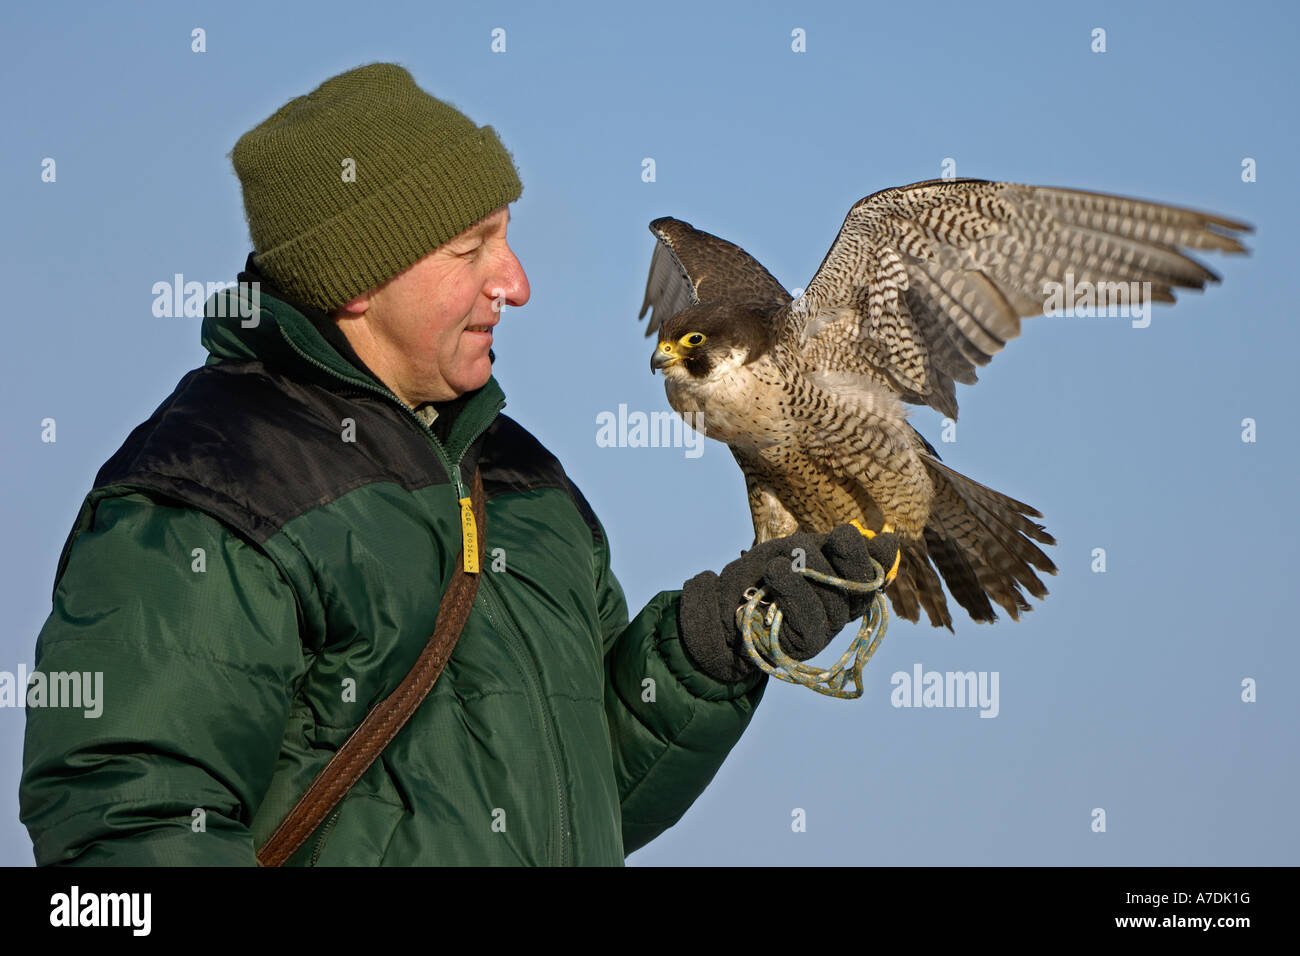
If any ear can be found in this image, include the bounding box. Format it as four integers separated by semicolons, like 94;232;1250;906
336;292;370;316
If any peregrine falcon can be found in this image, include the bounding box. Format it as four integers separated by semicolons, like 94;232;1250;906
641;178;1249;628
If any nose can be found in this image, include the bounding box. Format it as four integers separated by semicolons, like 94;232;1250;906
491;243;530;309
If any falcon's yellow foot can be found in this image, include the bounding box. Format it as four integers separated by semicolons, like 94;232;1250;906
849;519;895;538
848;520;901;585
883;549;900;584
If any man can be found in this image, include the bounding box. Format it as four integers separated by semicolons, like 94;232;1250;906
19;63;889;865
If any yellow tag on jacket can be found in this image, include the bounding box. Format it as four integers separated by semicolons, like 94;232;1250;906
460;496;479;574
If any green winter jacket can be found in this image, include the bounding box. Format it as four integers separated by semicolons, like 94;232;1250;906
19;276;766;866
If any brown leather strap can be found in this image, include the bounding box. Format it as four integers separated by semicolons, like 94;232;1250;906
256;467;486;867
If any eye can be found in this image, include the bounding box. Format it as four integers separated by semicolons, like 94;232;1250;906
679;332;706;347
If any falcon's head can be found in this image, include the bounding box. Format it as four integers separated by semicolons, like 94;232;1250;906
651;302;774;380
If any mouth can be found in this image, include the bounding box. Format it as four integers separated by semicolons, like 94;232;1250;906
464;320;497;338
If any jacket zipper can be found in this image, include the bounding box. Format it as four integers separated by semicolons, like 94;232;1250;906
479;572;572;866
310;807;343;866
279;330;512;859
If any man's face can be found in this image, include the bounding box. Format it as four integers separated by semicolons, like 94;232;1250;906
335;206;529;405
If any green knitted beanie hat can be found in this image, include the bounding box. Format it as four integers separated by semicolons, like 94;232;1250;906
230;62;522;313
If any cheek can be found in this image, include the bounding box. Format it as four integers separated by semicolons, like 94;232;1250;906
417;305;470;354
381;271;484;364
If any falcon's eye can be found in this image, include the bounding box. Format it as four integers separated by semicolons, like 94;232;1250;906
680;332;706;347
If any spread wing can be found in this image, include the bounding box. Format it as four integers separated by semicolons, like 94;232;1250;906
638;217;791;336
786;179;1252;418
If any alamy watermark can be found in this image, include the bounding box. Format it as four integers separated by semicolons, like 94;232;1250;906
50;886;150;936
596;404;706;459
153;274;261;326
0;665;103;718
1042;273;1154;328
890;663;999;718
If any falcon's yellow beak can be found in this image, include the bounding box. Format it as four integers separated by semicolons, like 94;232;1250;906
651;341;681;373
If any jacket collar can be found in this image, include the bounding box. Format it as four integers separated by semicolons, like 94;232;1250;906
200;257;505;459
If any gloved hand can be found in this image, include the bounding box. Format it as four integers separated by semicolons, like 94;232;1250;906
678;524;900;683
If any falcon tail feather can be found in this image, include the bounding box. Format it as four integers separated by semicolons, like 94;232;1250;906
895;458;1058;628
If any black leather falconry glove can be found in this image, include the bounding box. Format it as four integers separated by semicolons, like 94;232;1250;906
678;525;901;684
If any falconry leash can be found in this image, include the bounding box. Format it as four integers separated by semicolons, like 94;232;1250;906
737;521;896;699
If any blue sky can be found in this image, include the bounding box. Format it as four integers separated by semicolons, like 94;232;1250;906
1;0;1296;865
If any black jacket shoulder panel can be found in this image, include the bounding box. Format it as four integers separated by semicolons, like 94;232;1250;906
90;366;605;548
93;361;453;543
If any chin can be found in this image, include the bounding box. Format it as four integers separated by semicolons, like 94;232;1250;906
448;358;494;396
